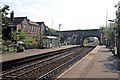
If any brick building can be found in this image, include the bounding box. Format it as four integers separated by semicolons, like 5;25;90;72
3;11;58;49
13;17;40;38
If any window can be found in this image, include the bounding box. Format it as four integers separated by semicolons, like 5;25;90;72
32;26;34;32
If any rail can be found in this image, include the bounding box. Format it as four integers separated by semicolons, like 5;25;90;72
2;47;81;79
36;47;93;80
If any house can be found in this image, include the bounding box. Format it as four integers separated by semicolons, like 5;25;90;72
13;17;42;49
3;11;59;49
36;22;50;36
13;17;30;32
13;17;40;38
28;21;40;38
36;22;59;48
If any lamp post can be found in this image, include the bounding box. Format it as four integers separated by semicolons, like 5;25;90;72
108;19;117;55
16;30;19;52
59;24;62;47
39;25;42;49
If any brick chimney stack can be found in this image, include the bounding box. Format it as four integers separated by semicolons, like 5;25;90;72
10;11;14;23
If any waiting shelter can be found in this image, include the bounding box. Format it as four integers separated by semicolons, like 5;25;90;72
42;36;59;48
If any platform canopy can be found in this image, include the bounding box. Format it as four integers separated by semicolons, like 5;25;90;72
43;36;57;39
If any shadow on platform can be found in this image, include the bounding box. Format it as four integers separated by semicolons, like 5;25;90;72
102;55;120;73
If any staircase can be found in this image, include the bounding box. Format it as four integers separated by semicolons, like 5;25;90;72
70;35;78;45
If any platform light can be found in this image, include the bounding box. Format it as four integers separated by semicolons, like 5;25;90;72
59;24;62;47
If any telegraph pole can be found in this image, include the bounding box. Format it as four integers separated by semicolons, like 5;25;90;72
106;10;108;27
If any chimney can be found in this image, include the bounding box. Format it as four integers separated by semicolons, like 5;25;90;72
10;11;14;23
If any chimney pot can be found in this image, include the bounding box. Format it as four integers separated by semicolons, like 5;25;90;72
10;11;14;23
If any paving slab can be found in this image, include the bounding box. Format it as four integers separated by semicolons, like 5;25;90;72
84;46;118;78
57;46;119;79
1;45;79;63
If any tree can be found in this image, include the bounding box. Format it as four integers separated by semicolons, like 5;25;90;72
11;30;27;42
115;1;120;56
100;24;115;40
19;30;27;40
99;23;116;49
1;5;9;16
0;5;11;40
0;5;10;26
115;2;120;38
11;31;18;42
49;28;58;36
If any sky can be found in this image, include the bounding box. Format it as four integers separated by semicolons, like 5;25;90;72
0;0;120;31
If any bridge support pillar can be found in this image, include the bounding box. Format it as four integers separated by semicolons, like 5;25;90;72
79;37;84;46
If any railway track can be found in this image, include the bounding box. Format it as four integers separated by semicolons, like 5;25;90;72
2;46;95;80
37;46;94;80
2;47;77;71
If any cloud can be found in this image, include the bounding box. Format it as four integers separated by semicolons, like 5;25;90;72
1;0;23;6
1;0;119;30
13;0;23;5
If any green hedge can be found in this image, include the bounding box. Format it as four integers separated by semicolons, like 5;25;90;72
3;44;17;52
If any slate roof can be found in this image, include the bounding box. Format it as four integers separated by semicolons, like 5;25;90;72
36;22;45;26
29;21;39;25
13;17;27;25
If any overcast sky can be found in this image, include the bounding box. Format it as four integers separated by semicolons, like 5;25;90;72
1;0;119;31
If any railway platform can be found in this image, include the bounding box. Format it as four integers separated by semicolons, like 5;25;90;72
57;45;120;80
1;45;79;63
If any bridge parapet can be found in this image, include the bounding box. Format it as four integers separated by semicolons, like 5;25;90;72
60;29;102;45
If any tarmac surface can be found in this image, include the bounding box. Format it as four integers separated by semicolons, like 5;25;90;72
57;46;120;79
1;45;79;63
